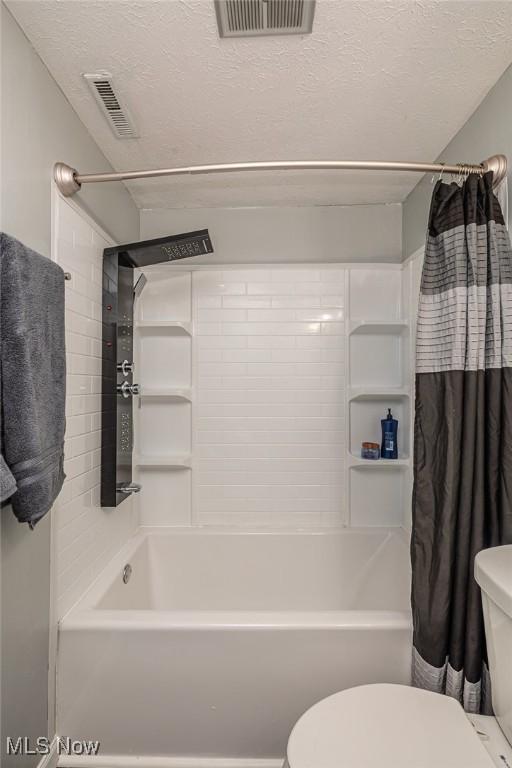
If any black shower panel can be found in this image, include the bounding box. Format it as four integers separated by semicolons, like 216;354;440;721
100;230;213;507
101;249;136;507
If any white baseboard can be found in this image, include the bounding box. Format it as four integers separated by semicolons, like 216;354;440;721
58;756;283;768
37;737;60;768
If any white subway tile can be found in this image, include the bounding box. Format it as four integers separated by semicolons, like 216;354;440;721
201;281;246;295
271;296;323;308
247;282;286;295
195;322;222;336
197;389;247;404
223;269;271;283
55;196;136;620
222;296;271;309
296;335;343;349
320;269;345;283
198;308;247;322
294;308;344;322
68;375;92;395
222;321;322;336
198;336;247;349
196;266;348;527
247;309;296;322
271;269;322;283
198;362;247;377
198;349;223;362
222;349;271;363
247;336;296;349
320;322;345;335
197;296;222;308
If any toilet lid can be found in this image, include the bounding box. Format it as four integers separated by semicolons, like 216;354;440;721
287;684;494;768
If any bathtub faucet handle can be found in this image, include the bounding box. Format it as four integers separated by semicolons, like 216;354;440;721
117;360;134;377
117;482;142;495
117;381;140;398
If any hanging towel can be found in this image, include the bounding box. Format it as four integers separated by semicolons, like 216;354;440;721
0;233;66;527
0;453;17;502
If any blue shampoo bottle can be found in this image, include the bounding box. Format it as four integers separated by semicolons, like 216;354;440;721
381;408;398;459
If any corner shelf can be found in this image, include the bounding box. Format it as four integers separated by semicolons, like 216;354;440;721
349;320;409;335
348;387;409;402
134;455;192;470
349;455;410;469
134;272;194;527
136;320;192;335
348;393;411;460
139;387;192;401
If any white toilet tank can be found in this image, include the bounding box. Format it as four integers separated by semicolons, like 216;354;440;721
475;545;512;745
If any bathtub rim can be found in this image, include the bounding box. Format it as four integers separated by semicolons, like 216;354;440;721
60;608;412;631
59;525;411;630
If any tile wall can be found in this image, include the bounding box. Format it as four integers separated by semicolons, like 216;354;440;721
53;196;136;619
193;268;346;526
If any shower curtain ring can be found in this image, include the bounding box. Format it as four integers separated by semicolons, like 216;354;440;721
456;163;468;185
431;164;446;184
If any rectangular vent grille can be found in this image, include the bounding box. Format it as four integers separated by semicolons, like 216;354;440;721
84;73;138;139
215;0;315;37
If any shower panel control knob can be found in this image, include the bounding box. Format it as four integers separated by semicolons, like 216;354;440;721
117;360;134;376
117;381;140;398
117;482;142;495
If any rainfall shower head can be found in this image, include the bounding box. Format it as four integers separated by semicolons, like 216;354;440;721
104;230;214;268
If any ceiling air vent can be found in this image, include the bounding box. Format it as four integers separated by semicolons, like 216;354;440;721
215;0;315;37
83;72;138;139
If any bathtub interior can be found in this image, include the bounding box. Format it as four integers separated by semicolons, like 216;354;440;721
57;527;413;761
89;528;411;613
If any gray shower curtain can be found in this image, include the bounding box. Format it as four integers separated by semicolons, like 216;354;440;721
411;171;512;713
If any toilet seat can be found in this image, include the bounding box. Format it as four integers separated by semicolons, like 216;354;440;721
287;683;494;768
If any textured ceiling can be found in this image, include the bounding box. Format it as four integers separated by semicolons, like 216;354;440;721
7;0;512;208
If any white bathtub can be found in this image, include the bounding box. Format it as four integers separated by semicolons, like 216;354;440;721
57;527;412;764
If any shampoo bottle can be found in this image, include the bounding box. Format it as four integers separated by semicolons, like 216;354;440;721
381;408;398;459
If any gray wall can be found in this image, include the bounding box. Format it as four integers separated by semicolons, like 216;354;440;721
0;5;139;765
403;63;512;258
141;204;402;264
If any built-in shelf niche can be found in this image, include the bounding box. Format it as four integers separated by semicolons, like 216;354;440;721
138;330;191;390
136;321;192;334
139;388;192;401
135;269;193;526
347;268;411;528
349;268;402;321
138;400;191;457
349;323;409;390
135;455;191;469
349;456;410;469
349;320;409;335
349;393;410;460
350;465;406;526
138;270;191;322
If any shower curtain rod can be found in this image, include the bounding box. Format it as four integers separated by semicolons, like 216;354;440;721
53;154;508;198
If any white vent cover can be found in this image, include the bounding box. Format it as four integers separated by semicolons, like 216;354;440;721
83;72;138;139
215;0;315;37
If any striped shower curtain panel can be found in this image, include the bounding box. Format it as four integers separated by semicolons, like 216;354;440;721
411;172;512;713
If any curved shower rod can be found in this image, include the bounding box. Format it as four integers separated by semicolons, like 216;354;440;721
54;154;508;198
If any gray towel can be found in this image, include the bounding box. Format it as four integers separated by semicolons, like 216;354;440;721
0;453;17;502
1;233;66;527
